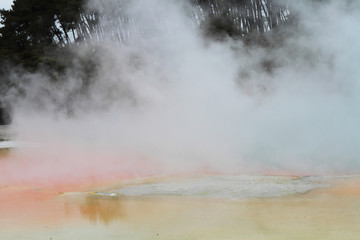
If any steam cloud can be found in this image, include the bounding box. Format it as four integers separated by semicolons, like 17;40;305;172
1;0;360;190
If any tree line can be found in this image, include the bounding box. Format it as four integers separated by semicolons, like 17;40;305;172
0;0;291;123
0;0;290;69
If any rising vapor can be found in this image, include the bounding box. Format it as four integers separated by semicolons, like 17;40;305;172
1;0;360;190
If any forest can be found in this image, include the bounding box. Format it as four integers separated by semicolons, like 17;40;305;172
0;0;290;69
0;0;292;122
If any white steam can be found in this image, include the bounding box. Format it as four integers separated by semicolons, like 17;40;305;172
6;0;360;182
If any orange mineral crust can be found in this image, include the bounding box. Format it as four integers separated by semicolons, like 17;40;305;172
0;176;360;240
0;188;64;227
321;178;360;195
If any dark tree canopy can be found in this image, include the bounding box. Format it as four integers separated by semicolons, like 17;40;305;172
0;0;293;119
0;0;87;69
0;106;11;125
0;0;291;70
192;0;289;41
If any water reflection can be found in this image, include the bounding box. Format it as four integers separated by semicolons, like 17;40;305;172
80;194;125;225
0;148;11;158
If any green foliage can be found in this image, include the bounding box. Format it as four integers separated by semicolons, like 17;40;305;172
0;0;85;70
0;0;292;109
0;0;97;119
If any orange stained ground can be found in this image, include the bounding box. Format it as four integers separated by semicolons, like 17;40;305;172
0;175;359;240
1;147;360;239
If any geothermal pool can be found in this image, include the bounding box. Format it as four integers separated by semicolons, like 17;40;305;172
1;0;360;239
1;174;360;240
0;130;359;239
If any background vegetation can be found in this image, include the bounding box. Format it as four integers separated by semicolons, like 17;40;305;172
0;0;291;122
